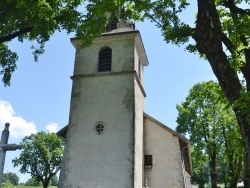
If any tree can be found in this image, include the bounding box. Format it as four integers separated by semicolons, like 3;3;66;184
0;0;141;86
12;132;64;188
25;177;40;186
221;119;245;188
140;1;250;187
74;1;250;186
3;0;250;186
0;0;85;86
2;172;19;185
190;147;209;188
176;81;245;188
50;175;59;186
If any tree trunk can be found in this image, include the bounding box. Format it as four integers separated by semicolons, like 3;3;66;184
228;157;239;188
222;127;244;188
194;1;250;187
229;178;238;188
227;154;242;188
236;115;250;188
210;151;217;188
199;184;205;188
43;179;49;188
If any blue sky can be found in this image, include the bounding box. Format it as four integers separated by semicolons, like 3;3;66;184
0;20;216;182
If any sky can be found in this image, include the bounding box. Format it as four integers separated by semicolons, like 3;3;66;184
0;17;216;183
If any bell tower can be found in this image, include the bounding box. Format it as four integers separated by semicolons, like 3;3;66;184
58;20;149;188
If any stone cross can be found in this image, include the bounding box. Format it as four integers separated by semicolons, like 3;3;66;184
0;123;22;188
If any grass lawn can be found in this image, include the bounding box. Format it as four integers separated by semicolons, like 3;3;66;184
18;187;57;188
2;186;57;188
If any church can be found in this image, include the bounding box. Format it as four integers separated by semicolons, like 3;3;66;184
57;20;192;188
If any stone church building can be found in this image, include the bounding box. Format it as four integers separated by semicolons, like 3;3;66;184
57;20;192;188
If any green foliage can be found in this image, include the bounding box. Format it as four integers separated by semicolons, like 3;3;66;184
190;147;209;187
7;186;57;188
141;3;250;185
0;0;148;86
3;0;249;86
50;175;58;186
2;182;14;187
233;91;250;120
68;0;150;47
2;172;20;185
0;0;84;85
176;81;245;187
0;44;18;86
25;177;40;186
18;187;56;188
147;0;192;45
12;132;64;188
2;0;250;184
176;81;227;146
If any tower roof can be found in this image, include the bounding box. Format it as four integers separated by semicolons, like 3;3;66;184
105;27;135;34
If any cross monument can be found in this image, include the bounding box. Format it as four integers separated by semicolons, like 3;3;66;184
0;123;22;188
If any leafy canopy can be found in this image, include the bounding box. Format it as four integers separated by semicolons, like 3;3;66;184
2;0;250;185
3;0;249;90
176;81;245;188
12;132;64;188
0;0;86;85
0;0;148;86
25;177;40;186
2;172;19;185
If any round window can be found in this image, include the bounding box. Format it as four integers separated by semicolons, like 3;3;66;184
96;124;104;135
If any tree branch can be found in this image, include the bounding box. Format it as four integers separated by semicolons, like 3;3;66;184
144;12;163;28
208;0;222;34
223;0;250;16
236;35;250;90
0;26;33;43
221;32;235;54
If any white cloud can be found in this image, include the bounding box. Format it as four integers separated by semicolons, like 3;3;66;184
46;123;59;133
0;100;37;139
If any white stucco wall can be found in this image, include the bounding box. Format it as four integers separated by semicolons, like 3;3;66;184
59;30;147;188
143;118;184;188
59;75;135;188
134;47;144;85
134;78;145;188
73;34;137;76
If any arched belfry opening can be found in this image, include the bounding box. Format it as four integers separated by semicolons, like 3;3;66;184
98;47;112;72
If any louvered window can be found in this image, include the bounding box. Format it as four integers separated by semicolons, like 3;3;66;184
106;19;118;31
98;47;112;72
110;21;117;30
